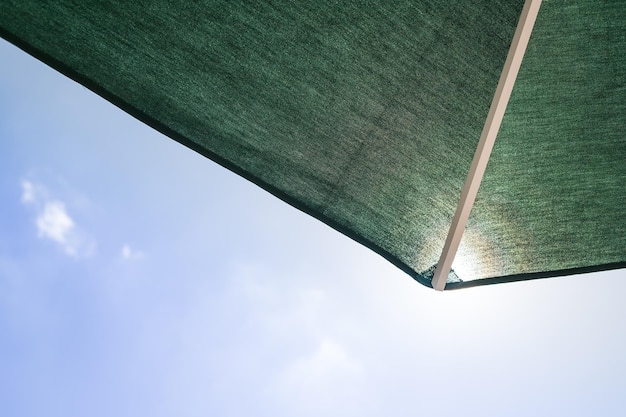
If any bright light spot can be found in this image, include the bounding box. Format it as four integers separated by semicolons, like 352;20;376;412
453;228;503;281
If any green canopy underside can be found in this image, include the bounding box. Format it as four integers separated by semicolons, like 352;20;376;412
1;0;624;289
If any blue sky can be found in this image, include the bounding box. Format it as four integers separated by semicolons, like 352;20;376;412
1;38;625;417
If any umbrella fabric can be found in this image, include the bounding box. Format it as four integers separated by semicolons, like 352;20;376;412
457;0;626;287
1;0;623;289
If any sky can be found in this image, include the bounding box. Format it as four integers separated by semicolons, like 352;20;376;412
1;38;625;417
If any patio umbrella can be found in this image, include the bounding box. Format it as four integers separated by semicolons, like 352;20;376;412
1;0;624;290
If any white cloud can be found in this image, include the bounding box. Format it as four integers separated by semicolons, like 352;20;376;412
20;178;95;257
121;244;144;260
36;201;75;250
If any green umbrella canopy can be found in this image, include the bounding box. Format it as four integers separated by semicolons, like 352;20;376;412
1;0;624;289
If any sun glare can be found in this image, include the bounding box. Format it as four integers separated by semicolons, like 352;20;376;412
452;228;504;282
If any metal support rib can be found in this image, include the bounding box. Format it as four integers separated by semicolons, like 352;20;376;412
431;0;543;291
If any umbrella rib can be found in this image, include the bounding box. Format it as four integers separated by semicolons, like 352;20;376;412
431;0;543;291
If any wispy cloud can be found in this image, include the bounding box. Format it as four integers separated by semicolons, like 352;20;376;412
270;336;365;414
20;178;95;257
225;265;366;412
21;179;35;203
121;244;144;260
282;338;363;382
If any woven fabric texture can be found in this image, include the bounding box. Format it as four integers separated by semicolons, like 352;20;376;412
1;0;623;288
